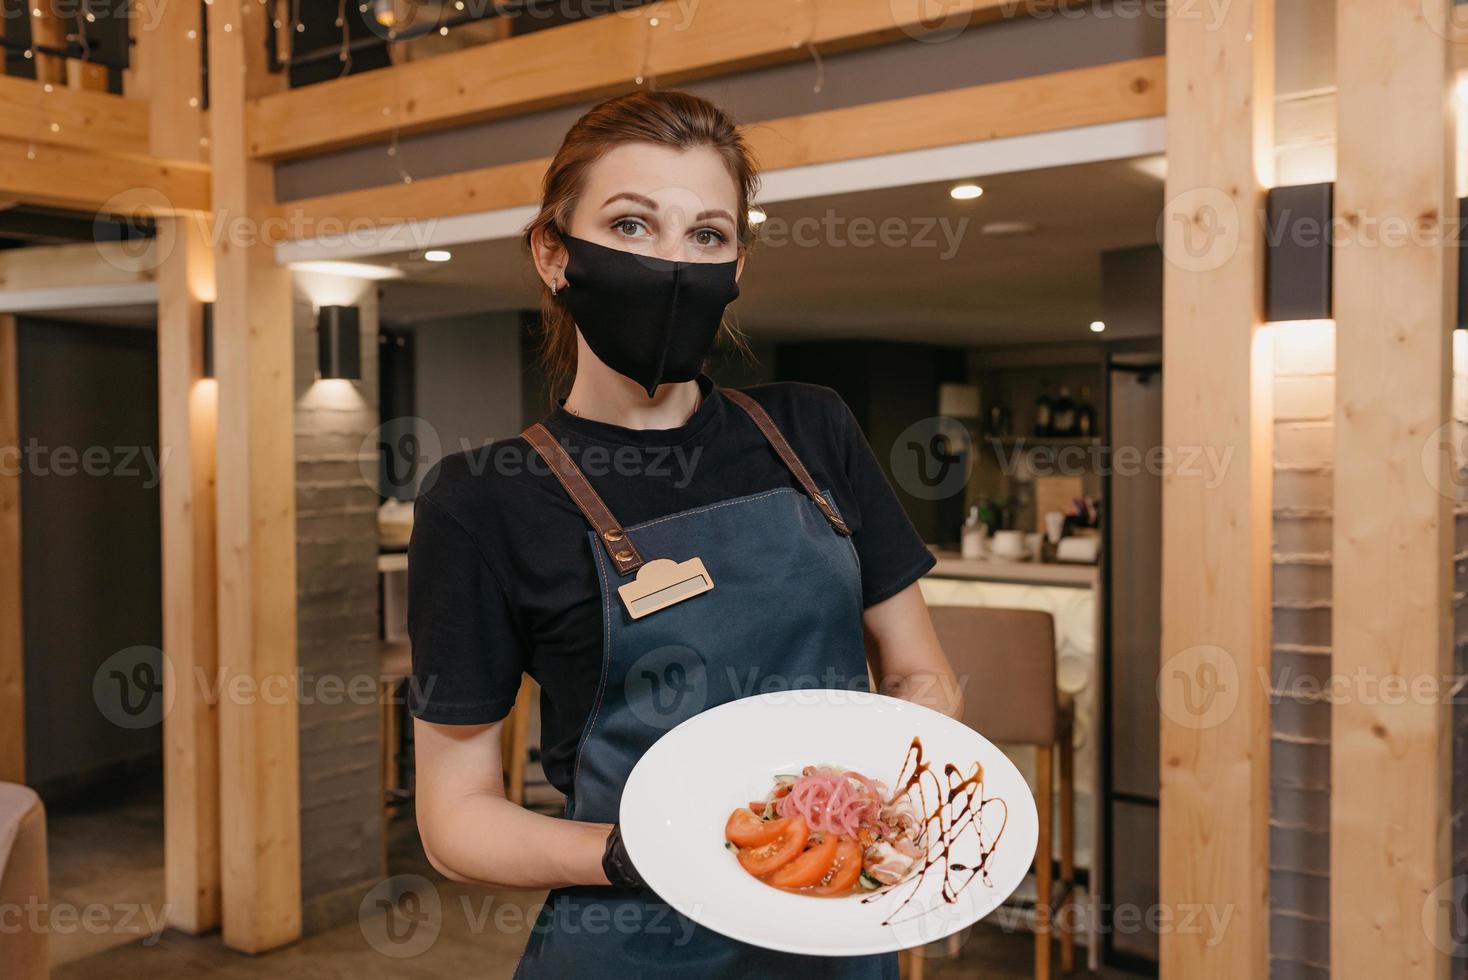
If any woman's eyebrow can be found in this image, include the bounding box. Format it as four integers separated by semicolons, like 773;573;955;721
601;192;735;225
601;191;659;210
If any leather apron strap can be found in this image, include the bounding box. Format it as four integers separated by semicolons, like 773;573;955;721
521;387;852;578
718;387;853;537
522;422;646;577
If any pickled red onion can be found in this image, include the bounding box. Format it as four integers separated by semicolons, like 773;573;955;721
774;767;884;837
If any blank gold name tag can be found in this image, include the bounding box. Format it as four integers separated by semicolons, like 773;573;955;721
617;557;714;620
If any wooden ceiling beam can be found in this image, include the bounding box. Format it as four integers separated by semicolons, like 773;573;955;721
0;135;211;216
267;55;1163;238
245;0;1041;161
0;76;151;157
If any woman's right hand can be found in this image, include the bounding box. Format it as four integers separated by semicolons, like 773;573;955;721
414;716;613;890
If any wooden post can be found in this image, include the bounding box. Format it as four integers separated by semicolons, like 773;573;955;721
133;0;208;162
1332;2;1456;977
206;0;300;954
1159;0;1274;976
28;7;67;87
156;214;220;935
0;314;22;784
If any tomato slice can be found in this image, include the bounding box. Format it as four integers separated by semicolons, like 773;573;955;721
725;808;794;847
736;817;810;876
804;836;864;896
765;834;840;889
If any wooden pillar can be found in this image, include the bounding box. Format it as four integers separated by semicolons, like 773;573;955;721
1332;2;1456;977
0;314;21;784
157;214;220;935
206;0;300;954
133;0;208;162
1158;0;1274;976
28;7;67;87
146;0;217;938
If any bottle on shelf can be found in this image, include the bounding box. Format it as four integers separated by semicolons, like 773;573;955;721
961;504;986;559
1034;380;1053;437
1077;385;1097;438
1051;385;1077;437
985;396;1012;437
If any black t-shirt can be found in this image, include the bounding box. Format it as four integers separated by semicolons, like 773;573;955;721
405;374;936;796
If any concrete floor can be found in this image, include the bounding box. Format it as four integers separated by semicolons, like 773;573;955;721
46;777;1151;979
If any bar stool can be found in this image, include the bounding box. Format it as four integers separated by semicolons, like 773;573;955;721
904;605;1076;980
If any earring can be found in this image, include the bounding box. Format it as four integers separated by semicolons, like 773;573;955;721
550;277;560;296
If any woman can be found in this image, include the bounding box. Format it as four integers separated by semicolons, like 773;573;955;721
407;89;961;980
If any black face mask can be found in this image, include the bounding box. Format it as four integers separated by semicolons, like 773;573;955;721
558;232;740;398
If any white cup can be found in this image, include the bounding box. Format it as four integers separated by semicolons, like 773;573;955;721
989;530;1026;561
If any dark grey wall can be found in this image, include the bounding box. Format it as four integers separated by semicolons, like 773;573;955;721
291;277;385;932
18;317;163;790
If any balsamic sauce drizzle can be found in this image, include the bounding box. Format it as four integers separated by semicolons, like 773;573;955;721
859;736;1009;927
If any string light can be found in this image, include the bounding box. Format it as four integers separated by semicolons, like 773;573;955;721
635;10;660;88
795;0;824;94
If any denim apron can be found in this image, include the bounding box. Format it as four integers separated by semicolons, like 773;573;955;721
511;388;898;980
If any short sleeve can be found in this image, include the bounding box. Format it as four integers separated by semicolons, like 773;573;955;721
405;491;528;724
830;395;937;607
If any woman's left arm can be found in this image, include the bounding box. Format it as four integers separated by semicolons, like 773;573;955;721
863;581;964;720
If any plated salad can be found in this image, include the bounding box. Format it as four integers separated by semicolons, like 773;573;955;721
723;764;926;898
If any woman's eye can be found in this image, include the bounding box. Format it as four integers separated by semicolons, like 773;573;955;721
694;228;728;247
612;218;650;237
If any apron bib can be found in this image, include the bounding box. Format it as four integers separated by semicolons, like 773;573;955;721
511;389;899;980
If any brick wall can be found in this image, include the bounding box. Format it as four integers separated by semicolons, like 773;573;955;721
1269;321;1335;980
291;275;384;932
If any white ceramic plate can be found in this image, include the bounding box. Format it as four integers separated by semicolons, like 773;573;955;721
619;690;1038;957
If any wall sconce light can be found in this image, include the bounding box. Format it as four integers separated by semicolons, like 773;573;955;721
317;305;362;380
1265;182;1333;322
202;302;215;379
1267;184;1468;327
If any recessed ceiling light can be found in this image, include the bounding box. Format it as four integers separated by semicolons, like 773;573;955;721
424;249;453;263
949;183;984;201
980;221;1037;237
748;207;767;226
1090;320;1106;333
288;260;405;281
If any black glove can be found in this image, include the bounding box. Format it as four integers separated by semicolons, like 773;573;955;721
601;823;647;890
